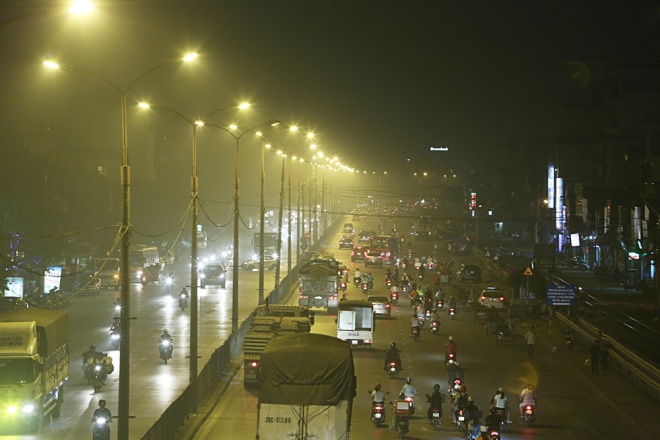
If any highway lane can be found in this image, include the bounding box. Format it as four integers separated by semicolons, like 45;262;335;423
0;229;302;439
187;216;658;440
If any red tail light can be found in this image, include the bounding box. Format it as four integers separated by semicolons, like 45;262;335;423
250;361;259;368
499;296;504;302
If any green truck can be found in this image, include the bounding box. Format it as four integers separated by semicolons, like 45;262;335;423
256;333;356;439
0;308;69;430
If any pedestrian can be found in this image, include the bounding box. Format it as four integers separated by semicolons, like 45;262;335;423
525;325;536;358
600;342;610;373
589;342;601;374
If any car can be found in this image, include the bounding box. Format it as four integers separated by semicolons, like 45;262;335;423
357;230;376;243
458;264;482;283
343;223;355;236
480;287;505;309
350;246;367;262
339;236;354;249
200;263;227;288
0;296;30;312
241;257;278;271
367;295;391;318
364;250;383;267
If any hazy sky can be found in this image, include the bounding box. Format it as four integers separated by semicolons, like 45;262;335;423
2;0;659;183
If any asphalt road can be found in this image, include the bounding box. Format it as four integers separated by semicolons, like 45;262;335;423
186;217;659;440
0;230;299;439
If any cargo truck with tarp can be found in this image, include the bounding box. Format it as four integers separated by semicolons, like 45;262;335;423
0;308;69;431
256;333;356;440
298;259;340;313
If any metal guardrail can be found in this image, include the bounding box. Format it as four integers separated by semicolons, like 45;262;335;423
556;312;660;401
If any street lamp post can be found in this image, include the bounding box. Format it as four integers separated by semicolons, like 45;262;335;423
205;121;280;331
138;103;249;410
43;52;197;439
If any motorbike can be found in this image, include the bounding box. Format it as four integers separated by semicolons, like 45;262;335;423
430;320;440;334
140;274;148;286
436;299;444;309
92;416;111;440
164;273;174;291
456;408;467;431
426;394;442;431
113;303;121;317
91;364;105;393
386;360;400;377
395;413;409;438
449;378;463;396
411;326;420;340
565;332;574;351
390;291;399;304
521;403;536;426
449;307;456;320
497;330;513;345
385;278;393;288
178;293;188;311
340;281;347;292
488;428;501;440
424;309;432;320
369;392;389;426
159;338;174;364
404;395;415;415
361;282;370;294
110;331;120;350
353;277;361;287
445;352;457;364
401;284;410;294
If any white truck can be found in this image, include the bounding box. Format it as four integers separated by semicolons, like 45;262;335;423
0;308;69;431
256;333;355;440
337;299;375;349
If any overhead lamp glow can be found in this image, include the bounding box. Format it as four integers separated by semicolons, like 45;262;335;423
43;59;60;69
182;53;198;62
70;1;93;15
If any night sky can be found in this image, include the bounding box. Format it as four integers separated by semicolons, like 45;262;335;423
1;0;659;233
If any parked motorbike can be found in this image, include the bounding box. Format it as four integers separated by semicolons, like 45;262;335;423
92;416;111;440
178;293;188;311
430;320;440;334
159;339;174;364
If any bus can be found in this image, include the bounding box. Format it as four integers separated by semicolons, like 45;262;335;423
252;232;279;260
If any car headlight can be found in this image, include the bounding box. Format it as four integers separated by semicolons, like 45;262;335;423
21;404;35;414
6;406;17;414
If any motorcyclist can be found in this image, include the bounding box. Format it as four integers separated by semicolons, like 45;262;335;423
445;336;457;358
385;268;392;280
353;268;362;284
340;293;348;301
464;396;480;425
447;359;464;390
82;344;99;365
371;383;386;404
160;329;173;343
390;283;400;298
410;315;421;336
430;309;440;322
366;272;374;289
92;399;112;423
491;387;510;424
451;386;469;423
424;286;433;301
180;287;189;297
426;384;444;423
384;342;403;370
400;377;417;403
518;384;537;417
485;406;503;433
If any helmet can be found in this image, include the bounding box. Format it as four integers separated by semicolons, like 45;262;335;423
374;383;381;391
468;396;474;402
98;400;106;406
89;344;96;350
480;426;488;433
433;384;440;391
497;387;504;393
406;377;412;384
448;336;453;341
163;329;168;333
390;342;396;348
